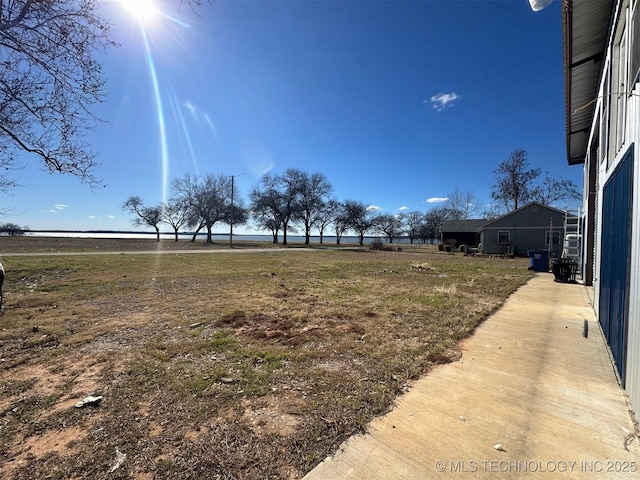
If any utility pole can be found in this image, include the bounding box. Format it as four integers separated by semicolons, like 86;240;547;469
228;171;246;248
230;175;235;247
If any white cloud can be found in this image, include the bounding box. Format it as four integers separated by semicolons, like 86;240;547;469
366;205;381;212
426;197;448;204
107;215;116;219
54;204;68;210
429;92;460;111
398;206;409;211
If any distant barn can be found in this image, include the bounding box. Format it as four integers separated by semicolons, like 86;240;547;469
440;202;577;257
479;202;568;257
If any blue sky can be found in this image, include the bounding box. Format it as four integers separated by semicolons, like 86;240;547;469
5;0;579;233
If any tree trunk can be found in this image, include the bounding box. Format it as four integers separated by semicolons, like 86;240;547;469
155;227;160;242
191;224;204;242
206;226;213;244
174;228;179;242
359;233;364;246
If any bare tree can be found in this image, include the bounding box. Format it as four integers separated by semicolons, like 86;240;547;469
481;204;504;221
172;174;203;241
162;198;190;241
491;150;581;213
0;1;211;192
295;171;333;244
316;198;340;244
173;173;240;244
424;206;451;244
344;200;376;246
376;214;404;243
531;174;581;206
250;175;284;244
490;149;541;212
122;196;164;241
251;200;282;244
250;170;300;245
333;202;349;245
404;211;425;244
0;1;113;188
445;187;480;220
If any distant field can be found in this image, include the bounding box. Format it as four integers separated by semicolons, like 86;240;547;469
0;237;532;479
0;235;288;253
0;235;441;254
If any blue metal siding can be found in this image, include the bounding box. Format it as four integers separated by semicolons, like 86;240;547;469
599;147;634;386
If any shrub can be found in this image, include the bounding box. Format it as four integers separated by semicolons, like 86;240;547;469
370;238;384;250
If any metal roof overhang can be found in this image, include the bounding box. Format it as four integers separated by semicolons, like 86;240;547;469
562;0;614;165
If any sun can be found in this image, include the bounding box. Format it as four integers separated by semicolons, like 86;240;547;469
120;0;157;21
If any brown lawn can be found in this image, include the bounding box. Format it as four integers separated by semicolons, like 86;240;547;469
0;237;532;479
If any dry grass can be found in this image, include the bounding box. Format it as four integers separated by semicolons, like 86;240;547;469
0;237;532;479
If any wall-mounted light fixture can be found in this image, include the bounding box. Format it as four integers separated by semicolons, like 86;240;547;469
529;0;554;11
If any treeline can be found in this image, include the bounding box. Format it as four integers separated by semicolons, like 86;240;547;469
123;150;581;245
122;168;474;245
0;223;28;236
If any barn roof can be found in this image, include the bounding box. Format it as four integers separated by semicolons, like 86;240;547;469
440;219;488;233
481;202;569;228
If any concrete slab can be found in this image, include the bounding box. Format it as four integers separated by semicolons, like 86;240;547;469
304;274;640;479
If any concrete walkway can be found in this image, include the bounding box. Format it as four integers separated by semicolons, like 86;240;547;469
304;274;640;479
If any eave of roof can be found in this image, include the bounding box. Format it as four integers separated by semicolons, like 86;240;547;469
440;219;488;233
562;0;614;165
481;202;567;228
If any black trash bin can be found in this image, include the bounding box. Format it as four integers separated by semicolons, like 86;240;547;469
552;258;578;282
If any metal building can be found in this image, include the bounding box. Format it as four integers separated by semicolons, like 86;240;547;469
563;0;640;412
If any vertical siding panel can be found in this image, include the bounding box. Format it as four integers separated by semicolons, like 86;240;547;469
599;147;633;386
600;176;613;341
625;92;640;412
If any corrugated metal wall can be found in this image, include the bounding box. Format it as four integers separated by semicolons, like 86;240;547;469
624;95;640;411
582;0;640;414
599;147;634;386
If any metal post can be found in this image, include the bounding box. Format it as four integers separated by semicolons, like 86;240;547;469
230;175;234;247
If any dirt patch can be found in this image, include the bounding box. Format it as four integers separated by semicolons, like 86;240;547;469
4;426;85;478
242;394;304;437
1;357;102;411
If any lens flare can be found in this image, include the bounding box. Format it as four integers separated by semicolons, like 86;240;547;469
139;29;169;204
117;0;194;208
171;97;200;176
